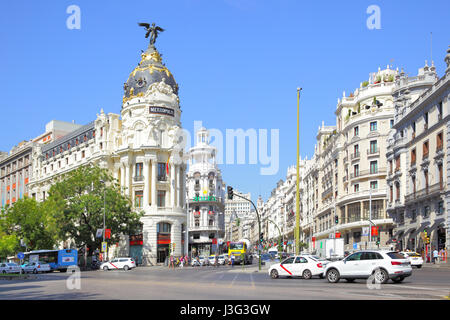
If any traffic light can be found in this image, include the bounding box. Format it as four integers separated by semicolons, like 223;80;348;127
227;186;234;200
335;215;339;224
376;239;380;246
259;233;264;243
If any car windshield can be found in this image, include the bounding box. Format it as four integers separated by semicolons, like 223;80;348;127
230;243;244;250
387;252;406;259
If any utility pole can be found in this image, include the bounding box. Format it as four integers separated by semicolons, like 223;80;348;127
295;87;302;255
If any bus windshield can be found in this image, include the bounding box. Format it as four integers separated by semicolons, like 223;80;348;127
230;243;244;250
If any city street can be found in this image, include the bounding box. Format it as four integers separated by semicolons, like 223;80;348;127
0;263;449;300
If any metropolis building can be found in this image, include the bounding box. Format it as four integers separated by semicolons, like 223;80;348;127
28;30;187;265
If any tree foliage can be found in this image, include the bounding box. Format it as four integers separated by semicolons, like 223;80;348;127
0;197;60;253
47;164;143;254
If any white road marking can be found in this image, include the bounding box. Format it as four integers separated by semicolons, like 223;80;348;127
228;274;238;288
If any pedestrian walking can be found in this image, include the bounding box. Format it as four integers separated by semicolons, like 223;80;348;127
214;252;219;268
169;255;175;269
433;248;439;264
231;254;235;267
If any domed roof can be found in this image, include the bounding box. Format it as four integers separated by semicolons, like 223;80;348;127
123;45;178;105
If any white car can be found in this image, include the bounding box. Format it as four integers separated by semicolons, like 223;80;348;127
217;255;226;265
0;262;21;274
400;252;424;268
22;262;51;274
300;254;331;268
324;250;412;284
269;256;325;280
198;256;208;266
101;258;135;271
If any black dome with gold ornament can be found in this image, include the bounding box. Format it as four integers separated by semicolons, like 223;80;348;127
122;44;178;105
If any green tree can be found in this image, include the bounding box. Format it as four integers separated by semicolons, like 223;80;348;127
47;165;143;255
1;197;59;251
0;231;19;260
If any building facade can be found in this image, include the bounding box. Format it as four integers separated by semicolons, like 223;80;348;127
387;49;450;253
28;39;187;265
224;190;251;241
186;127;226;257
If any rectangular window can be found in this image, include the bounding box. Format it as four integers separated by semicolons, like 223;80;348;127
354;184;359;192
411;149;416;165
135;163;143;178
423;141;429;158
135;191;143;208
370;181;378;190
354;164;359;177
438;101;443;119
390;119;394;128
424;205;430;218
438;201;444;214
82;150;85;158
395;156;400;171
158;163;167;181
370;121;377;131
354;126;359;137
370;140;377;153
370;161;378;174
157;190;166;207
437;132;443;151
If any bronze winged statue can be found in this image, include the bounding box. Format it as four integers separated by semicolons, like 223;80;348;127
138;22;165;46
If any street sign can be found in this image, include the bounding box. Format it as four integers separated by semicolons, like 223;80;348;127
96;229;103;238
17;252;24;259
102;242;107;253
362;227;369;236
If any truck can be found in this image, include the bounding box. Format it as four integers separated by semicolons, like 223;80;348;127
317;238;344;260
228;239;253;265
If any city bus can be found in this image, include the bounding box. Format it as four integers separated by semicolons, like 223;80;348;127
228;241;253;265
23;249;78;272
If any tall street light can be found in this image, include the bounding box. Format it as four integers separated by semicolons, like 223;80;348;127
100;180;106;261
295;87;302;255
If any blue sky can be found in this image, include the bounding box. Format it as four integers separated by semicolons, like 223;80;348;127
0;0;449;203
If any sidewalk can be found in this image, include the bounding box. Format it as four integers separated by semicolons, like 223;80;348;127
422;262;450;269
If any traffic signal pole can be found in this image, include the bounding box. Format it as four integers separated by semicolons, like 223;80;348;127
230;190;262;271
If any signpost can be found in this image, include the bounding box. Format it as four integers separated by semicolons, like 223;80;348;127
102;242;107;253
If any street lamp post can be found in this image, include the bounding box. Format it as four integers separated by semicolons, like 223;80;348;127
295;87;302;255
100;180;106;261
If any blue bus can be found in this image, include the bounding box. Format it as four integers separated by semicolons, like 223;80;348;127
24;249;78;272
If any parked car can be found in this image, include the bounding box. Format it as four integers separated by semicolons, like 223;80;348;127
198;256;208;266
217;255;226;265
324;250;412;284
22;261;51;274
0;262;21;274
100;258;135;271
269;256;324;279
208;255;217;265
400;252;424;268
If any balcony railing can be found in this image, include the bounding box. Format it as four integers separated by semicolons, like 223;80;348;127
133;175;144;182
367;148;379;156
351;152;360;160
157;175;167;182
350;168;386;179
404;182;443;202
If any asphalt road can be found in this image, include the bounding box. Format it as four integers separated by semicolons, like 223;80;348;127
0;263;449;300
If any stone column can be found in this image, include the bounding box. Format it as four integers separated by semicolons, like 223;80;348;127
120;162;125;194
125;162;130;196
170;162;175;208
175;165;180;208
151;159;157;208
143;159;150;209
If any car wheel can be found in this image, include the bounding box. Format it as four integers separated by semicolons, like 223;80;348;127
374;268;389;284
124;265;129;271
392;277;404;283
270;269;279;279
302;269;312;280
103;266;108;271
326;269;340;283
